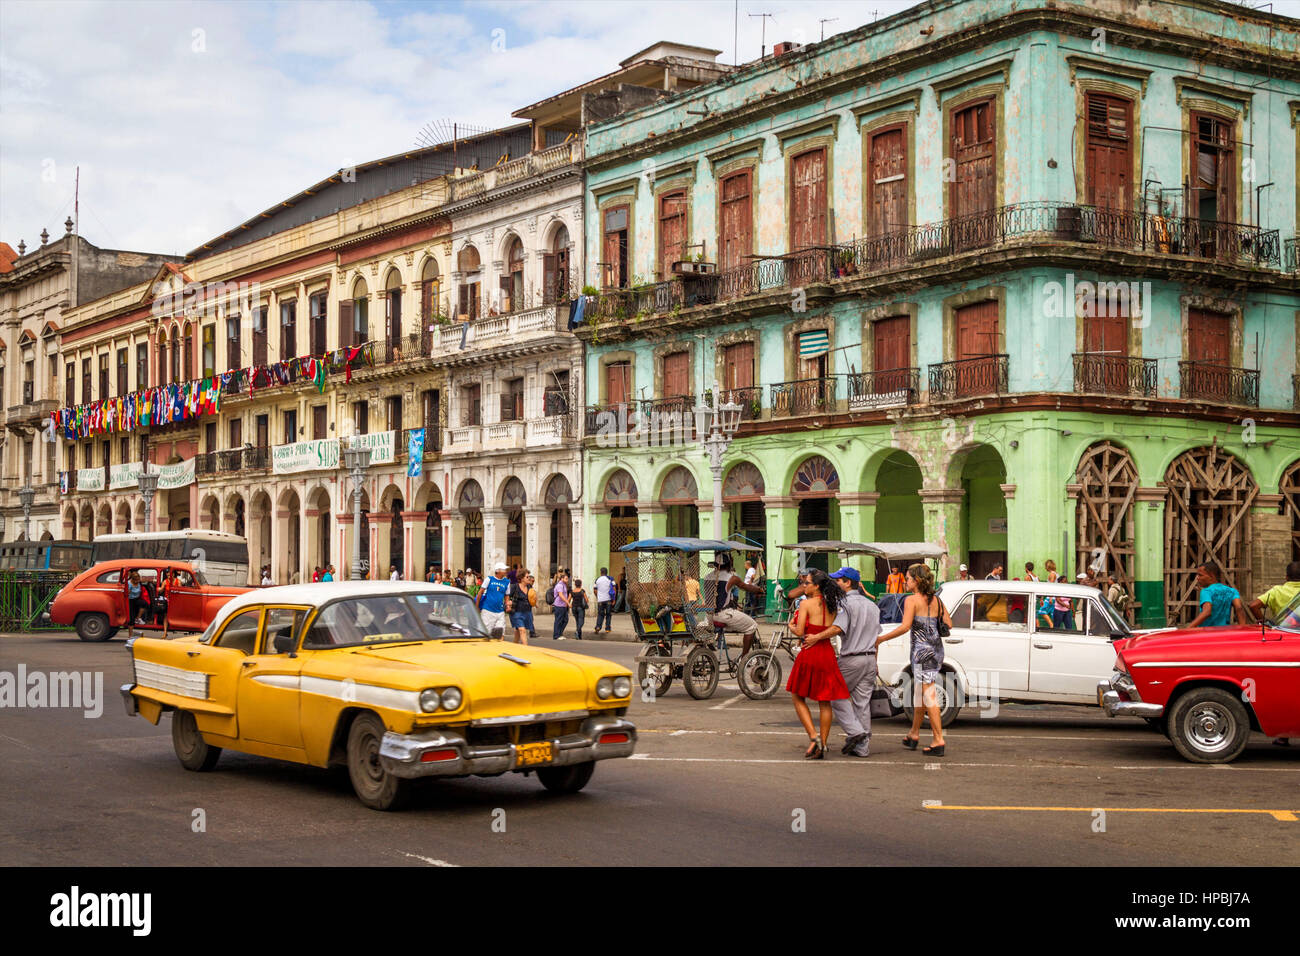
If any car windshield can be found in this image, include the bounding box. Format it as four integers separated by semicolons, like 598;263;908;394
1269;591;1300;631
305;592;488;648
1093;594;1132;636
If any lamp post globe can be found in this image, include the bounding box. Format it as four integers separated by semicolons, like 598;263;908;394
137;471;160;534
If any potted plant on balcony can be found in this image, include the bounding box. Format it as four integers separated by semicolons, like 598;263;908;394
837;249;857;277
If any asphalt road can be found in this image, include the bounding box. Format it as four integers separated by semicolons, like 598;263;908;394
2;630;1297;866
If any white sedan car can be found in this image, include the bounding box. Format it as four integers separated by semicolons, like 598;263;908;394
877;579;1136;726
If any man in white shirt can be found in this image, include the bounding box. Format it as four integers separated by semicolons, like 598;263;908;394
594;567;615;634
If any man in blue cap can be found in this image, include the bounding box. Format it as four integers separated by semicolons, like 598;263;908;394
821;566;881;757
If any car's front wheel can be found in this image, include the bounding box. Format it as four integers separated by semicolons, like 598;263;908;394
76;612;112;642
346;713;411;810
537;761;595;794
172;710;221;771
1167;687;1251;763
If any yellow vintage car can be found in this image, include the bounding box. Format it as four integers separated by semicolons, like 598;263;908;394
121;581;637;809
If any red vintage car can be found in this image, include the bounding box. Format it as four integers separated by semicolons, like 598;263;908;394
49;559;250;642
1098;591;1300;763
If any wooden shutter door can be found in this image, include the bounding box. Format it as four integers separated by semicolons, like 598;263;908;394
659;192;687;279
951;100;996;221
1188;309;1229;365
724;341;755;391
869;127;907;236
873;315;910;393
420;279;433;325
606;363;630;407
954;300;998;398
791;149;828;249
663;351;690;398
720;172;752;271
1085;305;1129;392
543;253;557;304
1085;93;1131;211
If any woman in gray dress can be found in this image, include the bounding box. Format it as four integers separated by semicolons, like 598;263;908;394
877;563;952;756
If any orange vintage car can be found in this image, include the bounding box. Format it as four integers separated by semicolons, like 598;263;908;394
48;559;250;642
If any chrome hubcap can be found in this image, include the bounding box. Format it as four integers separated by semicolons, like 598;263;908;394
1186;703;1233;752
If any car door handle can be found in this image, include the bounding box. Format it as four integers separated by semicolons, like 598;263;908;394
944;637;964;644
187;651;199;657
1033;642;1053;649
242;661;255;668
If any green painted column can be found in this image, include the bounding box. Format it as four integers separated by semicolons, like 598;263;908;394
838;492;878;579
1132;487;1166;628
588;507;610;581
696;498;719;539
637;502;667;539
763;495;800;603
919;488;964;580
1001;480;1066;580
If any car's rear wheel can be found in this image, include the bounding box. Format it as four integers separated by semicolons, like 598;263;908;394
76;612;112;642
537;761;595;794
346;713;410;810
1167;688;1251;764
172;710;221;771
900;671;962;727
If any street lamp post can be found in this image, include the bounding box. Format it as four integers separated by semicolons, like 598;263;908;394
694;383;744;538
138;471;159;534
18;485;35;540
342;438;372;580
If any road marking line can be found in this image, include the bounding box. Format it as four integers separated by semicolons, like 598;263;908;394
0;734;34;750
638;728;1154;742
926;805;1299;822
708;694;745;711
624;755;1300;772
401;852;459;867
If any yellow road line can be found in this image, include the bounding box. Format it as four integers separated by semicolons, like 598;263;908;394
926;805;1298;822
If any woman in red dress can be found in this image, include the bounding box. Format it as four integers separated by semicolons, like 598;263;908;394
786;569;850;758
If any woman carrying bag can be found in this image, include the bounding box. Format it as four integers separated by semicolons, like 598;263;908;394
877;563;952;756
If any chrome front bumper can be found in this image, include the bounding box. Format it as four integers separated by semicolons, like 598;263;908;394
1097;674;1164;719
120;682;138;717
379;715;637;779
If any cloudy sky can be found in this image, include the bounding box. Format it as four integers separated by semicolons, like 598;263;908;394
1;0;919;257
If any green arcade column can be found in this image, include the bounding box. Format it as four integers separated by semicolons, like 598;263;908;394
837;492;878;579
637;502;667;540
919;488;964;581
763;495;799;603
587;505;610;580
1133;487;1166;628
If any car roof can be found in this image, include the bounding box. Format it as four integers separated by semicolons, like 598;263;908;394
87;559;197;572
940;579;1103;597
211;580;467;621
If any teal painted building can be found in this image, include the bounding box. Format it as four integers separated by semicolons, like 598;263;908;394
574;0;1300;627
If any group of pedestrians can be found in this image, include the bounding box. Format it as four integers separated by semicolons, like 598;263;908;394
470;563;595;642
784;563;950;759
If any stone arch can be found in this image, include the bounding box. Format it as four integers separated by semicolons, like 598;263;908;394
350;275;369;299
62;504;78;539
500;476;527;509
543;218;571;252
378;482;405;512
78;503;94;541
382;265;404;291
948;443;1009;580
419;256;441;283
413;479;443;512
542;473;573;506
199;493;221;531
1163;446;1258;624
225;492;247;538
457;478;485;511
134;500;147;533
658;465;699;503
457;244;481;272
789;455;841;497
723;461;766;501
115;500;132;534
96;502;112;536
498;230;524;264
305;485;332;574
870;450;924;584
602;469;638;505
40;529;53;541
723;460;766;550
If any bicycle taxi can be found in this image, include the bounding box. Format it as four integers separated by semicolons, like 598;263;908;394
623;537;783;700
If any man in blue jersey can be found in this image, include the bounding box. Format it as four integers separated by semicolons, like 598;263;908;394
477;562;511;638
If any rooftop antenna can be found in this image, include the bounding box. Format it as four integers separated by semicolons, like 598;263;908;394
734;0;738;66
819;17;837;41
749;11;775;58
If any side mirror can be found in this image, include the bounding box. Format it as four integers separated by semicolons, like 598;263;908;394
273;632;295;654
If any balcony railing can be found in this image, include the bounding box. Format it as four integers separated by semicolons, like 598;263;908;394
584;403;638;437
431;305;560;355
1072;354;1158;398
447;141;584;201
719;386;762;421
244;446;270;470
384;331;430;364
928;355;1010;401
195;452;218;476
1179;361;1260;407
1285;238;1298;274
846;368;920;410
770;377;838;418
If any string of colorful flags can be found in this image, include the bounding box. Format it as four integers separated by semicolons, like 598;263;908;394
51;342;375;441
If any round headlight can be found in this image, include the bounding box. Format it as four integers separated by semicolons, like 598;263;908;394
596;677;614;700
439;687;462;711
612;676;632;698
419;688;441;713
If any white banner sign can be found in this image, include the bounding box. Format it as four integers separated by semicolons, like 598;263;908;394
353;430;395;465
273;438;340;475
155;458;196;490
76;467;105;492
109;462;144;490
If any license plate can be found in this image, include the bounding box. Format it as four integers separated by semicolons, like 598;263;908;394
516;742;554;767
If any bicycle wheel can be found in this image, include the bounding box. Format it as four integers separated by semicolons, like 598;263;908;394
738;649;782;700
636;642;674;699
683;644;720;700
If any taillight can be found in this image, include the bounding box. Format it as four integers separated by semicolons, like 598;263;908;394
419;749;458;762
599;732;630;745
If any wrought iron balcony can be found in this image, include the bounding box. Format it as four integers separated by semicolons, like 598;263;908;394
1072;354;1158;398
928;355;1010;401
770;377;838;418
243;446;270;470
584;403;638;437
384;332;430;364
719;386;762;421
194;452;218;476
1286;238;1299;274
1179;361;1260;407
846;368;920;410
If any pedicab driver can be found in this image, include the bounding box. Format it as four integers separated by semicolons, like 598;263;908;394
703;554;765;655
477;563;511;638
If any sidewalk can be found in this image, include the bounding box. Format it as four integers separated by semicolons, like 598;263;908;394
536;605;775;644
